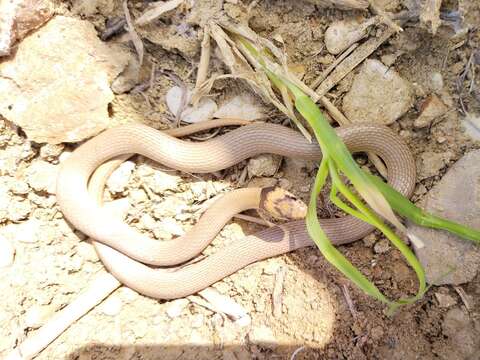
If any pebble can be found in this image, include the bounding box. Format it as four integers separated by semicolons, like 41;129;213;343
101;296;123;316
166;86;217;123
2;218;44;243
166;298;190;318
343;59;414;125
9;180;30;195
362;233;377;247
0;235;15;268
413;95;448;128
106;161;135;194
26;160;58;194
39;143;65;162
417;151;453;180
324;18;375;55
159;217;185;236
24;304;56;329
247;154;281;178
373;239;390;254
408;150;480;285
7;198;32;222
153;196;188;218
0;16;130;143
144;169;181;193
429;72;444;92
434;292;457;308
462;113;480;141
213;94;266;121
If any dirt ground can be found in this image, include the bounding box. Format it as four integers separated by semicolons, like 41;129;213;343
1;0;480;359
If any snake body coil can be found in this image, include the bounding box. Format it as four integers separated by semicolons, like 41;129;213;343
56;123;415;299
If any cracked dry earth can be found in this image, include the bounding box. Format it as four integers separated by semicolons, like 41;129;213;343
1;0;480;359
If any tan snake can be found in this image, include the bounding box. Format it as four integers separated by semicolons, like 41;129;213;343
56;121;416;299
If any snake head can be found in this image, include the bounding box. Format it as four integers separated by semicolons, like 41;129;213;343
260;187;307;220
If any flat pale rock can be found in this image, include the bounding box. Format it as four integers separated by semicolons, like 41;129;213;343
408;150;480;285
343;59;414;125
0;16;130;144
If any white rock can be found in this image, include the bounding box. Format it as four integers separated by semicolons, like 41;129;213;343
25;160;58;194
159;217;185;236
324;18;375;55
24;304;56;329
166;298;189;318
213;94;266;120
0;235;15;268
101;296;123;316
343;59;414;125
2;218;44;243
374;239;390;254
106;161;135;194
0;16;130;143
166;86;217;123
149;171;182;193
7;198;32;222
462;114;480;141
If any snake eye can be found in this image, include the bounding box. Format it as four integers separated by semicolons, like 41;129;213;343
260;187;307;220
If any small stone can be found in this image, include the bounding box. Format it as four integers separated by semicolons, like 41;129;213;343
435;292;457;308
26;160;58;194
39;143;65;162
414;95;448;128
463;114;480;141
152;196;188;218
7;198;32;221
324;18;374;55
166;86;217;123
138;213;157;231
2;218;44;243
9;180;30;195
247;154;281;178
166;298;189;318
249;325;277;348
213;94;265;121
129;188;148;204
343;59;414;125
430;72;444;92
145;169;181;193
24;304;56;329
374;239;390;254
0;235;15;268
159;217;185;236
101;296;123;316
408;150;480;284
106;161;135;194
363;233;377;247
417;151;453;180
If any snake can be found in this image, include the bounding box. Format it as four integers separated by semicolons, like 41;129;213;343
56;120;416;299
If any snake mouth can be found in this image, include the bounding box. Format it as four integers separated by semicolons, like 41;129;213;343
260;186;308;220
